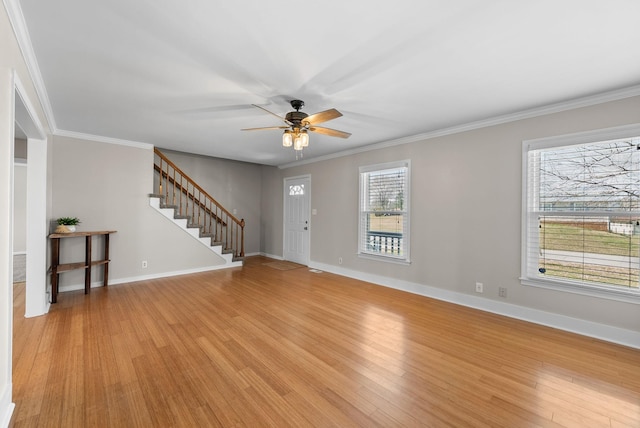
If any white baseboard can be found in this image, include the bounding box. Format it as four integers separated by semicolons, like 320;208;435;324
0;383;14;428
260;252;284;260
57;263;244;294
309;261;640;350
52;256;639;348
110;263;243;285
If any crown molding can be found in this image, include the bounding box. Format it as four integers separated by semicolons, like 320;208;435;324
55;129;154;150
3;0;56;132
279;84;640;169
4;0;639;167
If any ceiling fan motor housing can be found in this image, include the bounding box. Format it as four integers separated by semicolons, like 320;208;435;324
285;111;309;127
242;99;350;139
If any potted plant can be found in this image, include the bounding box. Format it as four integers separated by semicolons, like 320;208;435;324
55;217;81;233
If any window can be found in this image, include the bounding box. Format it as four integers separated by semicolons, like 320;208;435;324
289;184;304;196
359;160;410;263
522;125;640;301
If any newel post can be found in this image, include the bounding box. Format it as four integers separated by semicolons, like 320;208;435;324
240;219;245;257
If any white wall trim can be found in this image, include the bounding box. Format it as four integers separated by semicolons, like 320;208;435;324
57;264;243;294
55;129;153;150
13;74;45;139
260;252;284;260
11;251;25;256
279;84;640;169
12;69;50;319
3;0;56;132
6;0;640;171
1;68;15;428
0;382;14;428
24;137;48;317
309;261;640;350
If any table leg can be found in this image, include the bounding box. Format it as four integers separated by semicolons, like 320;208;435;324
103;234;110;287
51;238;60;303
85;235;92;294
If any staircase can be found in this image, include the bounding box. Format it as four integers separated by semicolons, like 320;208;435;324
150;148;244;267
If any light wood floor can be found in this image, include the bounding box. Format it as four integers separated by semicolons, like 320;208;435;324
10;256;640;427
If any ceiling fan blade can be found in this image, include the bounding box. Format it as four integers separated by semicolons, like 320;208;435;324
309;126;351;139
303;108;343;125
241;126;289;131
251;104;290;124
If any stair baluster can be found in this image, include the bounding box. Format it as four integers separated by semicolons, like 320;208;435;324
152;148;245;260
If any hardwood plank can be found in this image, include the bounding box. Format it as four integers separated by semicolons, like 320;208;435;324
10;256;640;427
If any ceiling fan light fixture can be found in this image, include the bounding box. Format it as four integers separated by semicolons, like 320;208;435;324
246;99;349;156
282;130;292;147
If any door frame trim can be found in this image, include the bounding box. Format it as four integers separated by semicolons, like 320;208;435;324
14;72;49;318
282;174;311;265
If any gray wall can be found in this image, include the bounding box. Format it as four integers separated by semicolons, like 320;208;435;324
157;149;262;255
260;164;282;256
261;95;640;333
13;138;26;253
12;162;26;253
50;135;227;288
14;138;26;158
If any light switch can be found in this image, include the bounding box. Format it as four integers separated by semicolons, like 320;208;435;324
312;209;317;215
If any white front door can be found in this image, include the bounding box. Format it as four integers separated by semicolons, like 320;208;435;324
283;176;310;265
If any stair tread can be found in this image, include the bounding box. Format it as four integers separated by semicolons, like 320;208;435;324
149;172;243;268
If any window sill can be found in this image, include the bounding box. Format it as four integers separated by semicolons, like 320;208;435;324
358;252;411;265
521;276;640;305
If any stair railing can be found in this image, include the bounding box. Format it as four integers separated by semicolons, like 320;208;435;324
153;148;244;258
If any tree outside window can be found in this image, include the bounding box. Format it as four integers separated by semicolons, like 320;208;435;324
523;126;640;300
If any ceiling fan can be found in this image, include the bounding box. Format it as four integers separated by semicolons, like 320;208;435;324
242;99;351;151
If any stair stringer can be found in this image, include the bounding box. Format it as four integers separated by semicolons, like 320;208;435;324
149;196;243;268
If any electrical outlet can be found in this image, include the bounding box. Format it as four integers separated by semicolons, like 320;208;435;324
475;282;483;293
499;287;507;298
142;260;148;269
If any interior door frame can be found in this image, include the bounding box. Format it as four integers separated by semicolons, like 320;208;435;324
282;174;311;265
14;73;49;318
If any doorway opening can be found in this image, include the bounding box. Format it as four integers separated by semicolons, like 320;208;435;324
13;74;48;318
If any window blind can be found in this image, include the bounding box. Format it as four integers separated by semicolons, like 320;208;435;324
359;161;410;262
525;137;640;291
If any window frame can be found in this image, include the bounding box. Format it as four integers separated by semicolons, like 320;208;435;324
358;160;411;264
521;124;640;304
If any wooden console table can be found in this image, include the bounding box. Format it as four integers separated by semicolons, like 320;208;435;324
48;230;117;303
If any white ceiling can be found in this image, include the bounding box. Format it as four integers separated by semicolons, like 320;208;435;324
16;0;640;166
